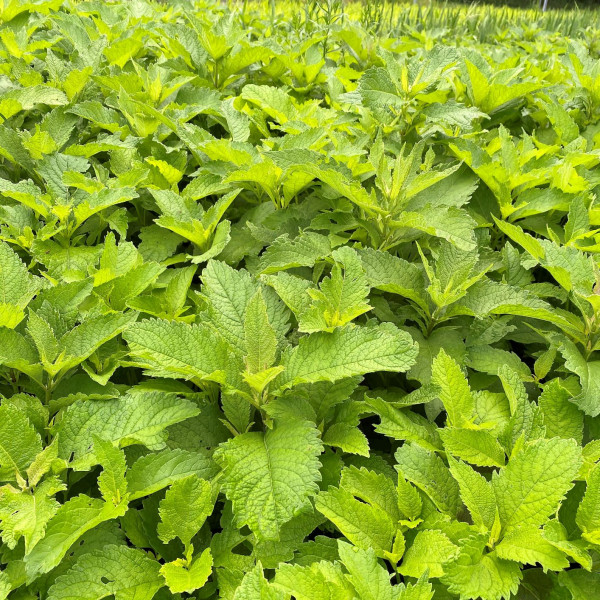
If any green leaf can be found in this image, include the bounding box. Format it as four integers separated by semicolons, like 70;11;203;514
158;475;214;547
391;206;477;251
542;520;592;571
359;247;427;310
337;541;398;600
0;477;65;553
244;289;278;375
274;323;418;393
558;569;600;600
25;495;128;580
57;392;200;469
232;563;285;600
5;85;68;110
492;438;582;532
0;327;42;383
0;404;42;482
440;427;505;468
315;486;396;556
559;339;600;417
274;560;354;600
442;535;522;600
56;312;138;372
26;438;61;488
256;232;331;275
340;466;400;523
448;456;496;531
160;548;213;594
27;309;58;365
214;419;323;540
399;530;459;578
431;349;475;427
125;319;229;383
126;449;217;501
495;525;570;571
538;378;583;443
366;395;442;452
498;364;545;450
0;241;40;328
94;437;127;505
303;246;372;331
576;463;600;545
395;443;460;517
201;260;289;352
450;279;578;333
46;544;163;600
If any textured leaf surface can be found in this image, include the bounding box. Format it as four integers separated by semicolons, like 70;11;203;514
125;320;229;382
25;495;127;579
158;475;213;546
215;419;323;540
47;544;163;600
395;444;460;517
126;449;217;500
492;438;582;531
57;392;200;468
275;323;418;392
0;404;42;482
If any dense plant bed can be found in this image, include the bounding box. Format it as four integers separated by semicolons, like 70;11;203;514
1;0;600;598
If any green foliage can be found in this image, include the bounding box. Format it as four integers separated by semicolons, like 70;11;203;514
0;1;599;599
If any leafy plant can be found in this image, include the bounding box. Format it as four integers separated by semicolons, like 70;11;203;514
1;1;600;599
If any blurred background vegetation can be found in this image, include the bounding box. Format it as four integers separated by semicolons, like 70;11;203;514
407;0;598;7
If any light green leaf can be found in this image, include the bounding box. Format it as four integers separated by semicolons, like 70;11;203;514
395;443;460;517
366;395;441;452
0;242;40;328
391;206;477;251
559;339;600;417
431;349;475;427
275;323;418;393
539;378;583;443
158;475;214;546
46;544;162;600
448;456;496;531
25;495;128;580
160;548;213;594
57;312;138;372
442;535;522;600
576;463;600;545
495;525;570;571
0;327;42;383
244;289;278;375
338;540;399;600
256;232;331;275
94;437;127;505
0;477;65;553
358;247;427;309
125;319;229;382
57;392;200;469
399;530;459;579
340;466;399;522
274;560;354;600
0;404;42;482
450;279;578;333
315;486;395;556
232;562;285;600
214;419;323;540
126;449;217;501
201;260;289;351
304;246;372;331
440;427;505;467
492;438;582;532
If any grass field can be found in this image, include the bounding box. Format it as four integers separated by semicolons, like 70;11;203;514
1;0;600;599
